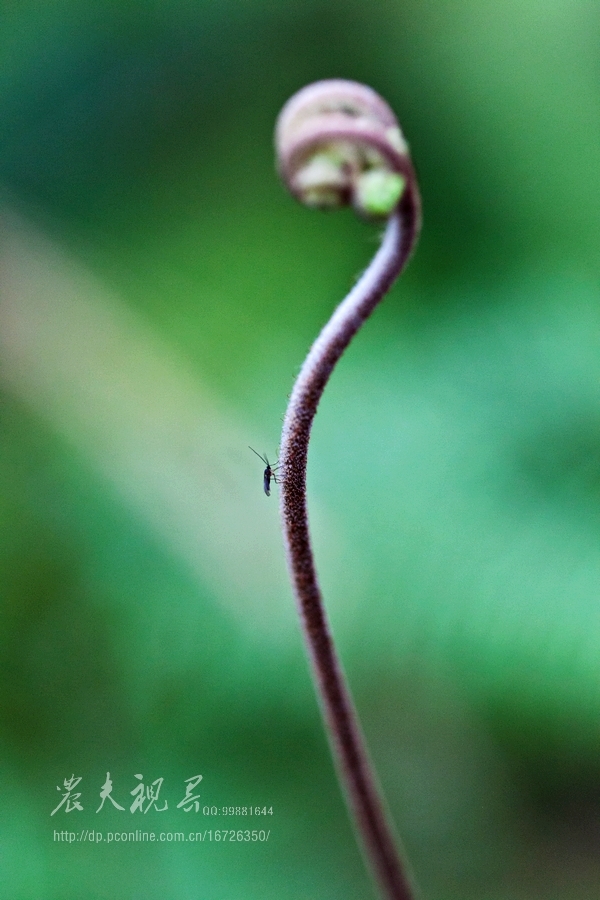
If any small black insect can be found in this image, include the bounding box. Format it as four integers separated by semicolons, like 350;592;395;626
249;447;279;496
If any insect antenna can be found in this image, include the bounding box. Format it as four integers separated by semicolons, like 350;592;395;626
248;446;268;466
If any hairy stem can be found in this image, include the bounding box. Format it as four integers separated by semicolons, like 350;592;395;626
279;191;419;900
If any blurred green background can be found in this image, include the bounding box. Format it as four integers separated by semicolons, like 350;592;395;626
1;1;600;898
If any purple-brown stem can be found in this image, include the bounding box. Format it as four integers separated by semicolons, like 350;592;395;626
279;195;420;899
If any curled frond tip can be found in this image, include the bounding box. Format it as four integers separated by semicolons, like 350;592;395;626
275;79;416;220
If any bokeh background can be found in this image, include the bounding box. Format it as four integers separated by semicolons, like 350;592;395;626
1;1;600;898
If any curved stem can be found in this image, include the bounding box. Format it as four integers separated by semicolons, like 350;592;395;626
279;196;419;900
